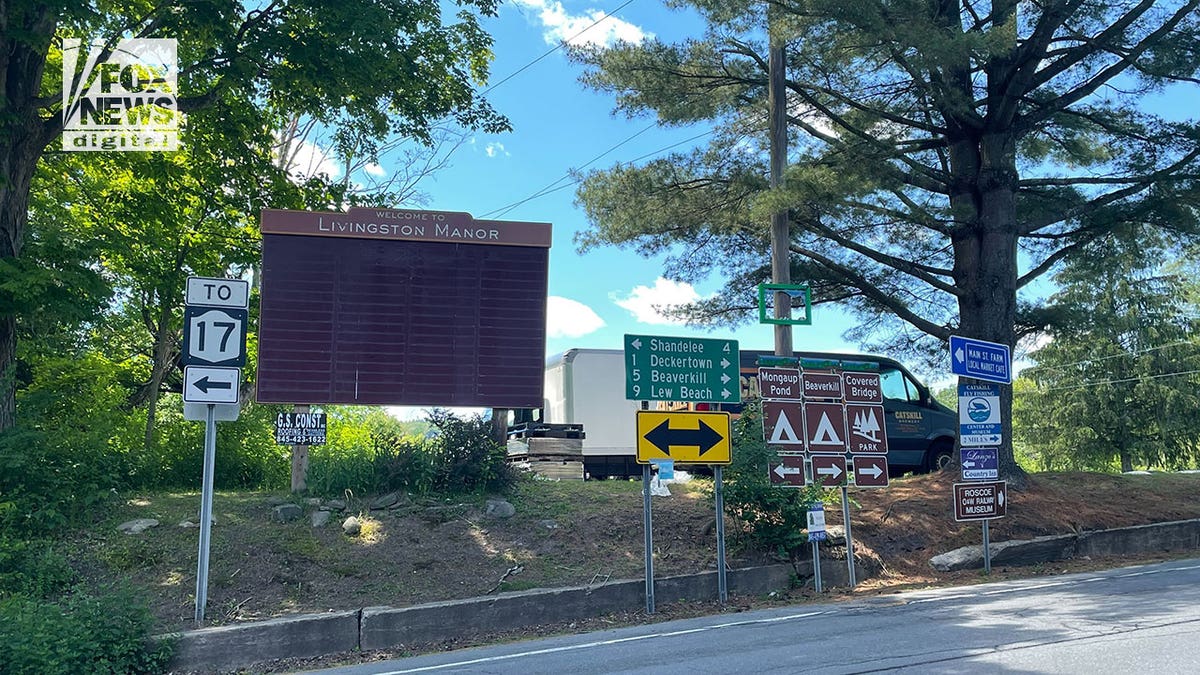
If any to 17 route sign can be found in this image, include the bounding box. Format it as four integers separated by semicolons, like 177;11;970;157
183;276;249;368
950;335;1011;384
624;334;740;403
636;410;732;464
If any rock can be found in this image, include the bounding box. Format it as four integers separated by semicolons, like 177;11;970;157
304;497;322;506
342;516;362;536
485;499;515;519
539;519;559;530
273;503;303;523
265;495;288;506
370;491;404;510
178;521;197;528
311;510;331;528
422;505;465;523
117;518;159;535
326;499;346;511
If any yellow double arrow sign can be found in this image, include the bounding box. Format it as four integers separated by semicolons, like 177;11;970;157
636;410;732;465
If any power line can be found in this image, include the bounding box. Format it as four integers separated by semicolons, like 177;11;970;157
1032;367;1200;393
481;126;717;219
482;0;639;96
481;121;657;219
1024;340;1198;375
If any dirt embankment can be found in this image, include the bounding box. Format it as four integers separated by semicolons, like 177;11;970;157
76;471;1200;633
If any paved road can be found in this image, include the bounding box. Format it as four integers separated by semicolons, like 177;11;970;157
303;557;1200;674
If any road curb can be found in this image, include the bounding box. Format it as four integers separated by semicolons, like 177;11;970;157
162;564;794;673
929;518;1200;571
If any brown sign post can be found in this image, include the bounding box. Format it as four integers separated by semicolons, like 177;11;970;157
954;481;1008;521
804;402;848;453
852;456;889;487
811;455;847;487
768;456;806;486
758;367;801;400
846;403;888;454
802;372;843;399
842;372;883;403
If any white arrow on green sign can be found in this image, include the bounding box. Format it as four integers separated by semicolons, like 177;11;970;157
624;334;741;403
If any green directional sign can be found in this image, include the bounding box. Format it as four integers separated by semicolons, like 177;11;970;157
624;334;741;403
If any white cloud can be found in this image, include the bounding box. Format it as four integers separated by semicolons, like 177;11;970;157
282;138;342;182
485;142;509;158
547;296;606;338
511;0;650;48
613;277;709;325
363;162;386;177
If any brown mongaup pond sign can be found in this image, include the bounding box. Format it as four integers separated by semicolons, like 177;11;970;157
256;207;551;408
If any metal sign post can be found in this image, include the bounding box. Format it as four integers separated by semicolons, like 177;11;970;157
184;277;248;627
840;486;856;587
195;403;217;625
983;520;992;574
715;465;727;604
642;463;655;614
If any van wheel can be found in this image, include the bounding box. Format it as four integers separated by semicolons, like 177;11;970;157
925;439;955;472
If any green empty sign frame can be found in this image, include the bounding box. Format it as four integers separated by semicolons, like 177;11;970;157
758;284;812;325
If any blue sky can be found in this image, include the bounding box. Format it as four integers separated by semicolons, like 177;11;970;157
287;0;1184;395
383;1;861;359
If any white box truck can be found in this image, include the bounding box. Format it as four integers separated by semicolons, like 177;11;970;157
511;347;956;479
538;348;642;479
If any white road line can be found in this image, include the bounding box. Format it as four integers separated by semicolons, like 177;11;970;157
369;610;828;674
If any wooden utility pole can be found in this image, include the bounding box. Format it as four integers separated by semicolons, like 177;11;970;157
290;404;309;492
768;31;792;357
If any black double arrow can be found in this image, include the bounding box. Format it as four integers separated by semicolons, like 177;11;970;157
644;419;724;457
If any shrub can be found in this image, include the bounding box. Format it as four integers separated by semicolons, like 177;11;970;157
0;536;75;600
722;398;831;564
306;408;515;497
425;409;516;494
0;585;172;675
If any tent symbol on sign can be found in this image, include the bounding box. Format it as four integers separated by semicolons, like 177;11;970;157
769;409;803;444
852;409;882;442
810;412;844;447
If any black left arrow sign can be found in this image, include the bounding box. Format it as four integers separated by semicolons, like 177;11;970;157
194;376;232;394
644;419;724;457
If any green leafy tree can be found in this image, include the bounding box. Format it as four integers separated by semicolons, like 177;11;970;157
1016;238;1200;472
572;1;1200;480
0;0;510;431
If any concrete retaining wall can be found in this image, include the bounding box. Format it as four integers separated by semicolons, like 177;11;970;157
165;565;793;672
166;609;360;672
930;518;1200;572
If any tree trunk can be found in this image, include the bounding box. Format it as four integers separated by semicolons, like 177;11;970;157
143;299;177;450
0;144;39;433
949;131;1027;485
0;9;58;432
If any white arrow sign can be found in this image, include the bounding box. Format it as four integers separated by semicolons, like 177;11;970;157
857;464;882;479
184;366;241;404
720;358;730;368
773;464;802;479
722;388;732;399
631;338;642;350
817;463;843;479
955;347;965;363
721;373;731;384
998;490;1006;508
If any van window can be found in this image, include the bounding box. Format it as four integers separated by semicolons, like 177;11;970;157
880;366;921;404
